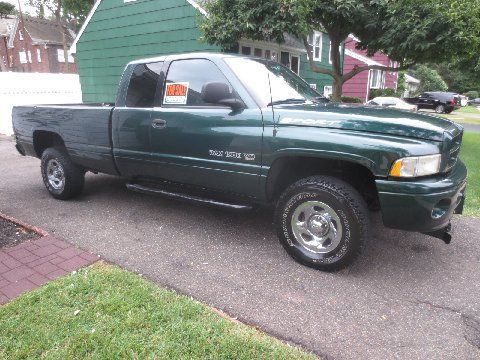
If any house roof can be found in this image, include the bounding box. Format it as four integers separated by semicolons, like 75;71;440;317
404;74;420;84
344;48;383;67
0;17;16;37
23;16;75;45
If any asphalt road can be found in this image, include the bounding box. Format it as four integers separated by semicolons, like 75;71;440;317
1;135;479;360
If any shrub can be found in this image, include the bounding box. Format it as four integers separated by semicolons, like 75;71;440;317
369;88;398;100
341;96;363;103
465;90;479;99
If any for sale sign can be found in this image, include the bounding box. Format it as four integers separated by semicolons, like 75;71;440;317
164;82;189;105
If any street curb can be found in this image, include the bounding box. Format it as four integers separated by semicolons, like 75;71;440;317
0;212;49;237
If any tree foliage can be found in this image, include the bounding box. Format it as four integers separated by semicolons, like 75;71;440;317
0;1;15;18
200;0;480;101
410;65;448;93
29;0;94;31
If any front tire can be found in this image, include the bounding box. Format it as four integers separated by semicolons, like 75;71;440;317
435;104;446;113
275;176;369;271
41;147;85;200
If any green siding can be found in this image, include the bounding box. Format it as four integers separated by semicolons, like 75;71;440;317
300;35;338;94
76;0;219;103
76;0;335;103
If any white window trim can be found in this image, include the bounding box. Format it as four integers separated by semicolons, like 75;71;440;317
36;48;41;62
19;50;27;64
57;49;75;63
124;0;136;3
370;69;384;89
18;29;24;40
309;31;322;62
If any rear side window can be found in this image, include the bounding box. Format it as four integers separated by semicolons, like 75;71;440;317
125;62;163;107
163;59;237;107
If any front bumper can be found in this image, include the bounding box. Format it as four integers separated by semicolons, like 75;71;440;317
375;160;467;232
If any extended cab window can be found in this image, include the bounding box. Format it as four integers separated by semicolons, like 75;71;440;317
163;59;238;107
126;62;163;107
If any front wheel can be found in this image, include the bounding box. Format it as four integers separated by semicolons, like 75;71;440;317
435;104;446;113
275;176;370;271
41;147;85;200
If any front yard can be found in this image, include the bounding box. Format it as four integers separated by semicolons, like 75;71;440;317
0;262;313;359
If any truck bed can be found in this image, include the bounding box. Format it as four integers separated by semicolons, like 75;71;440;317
12;104;118;175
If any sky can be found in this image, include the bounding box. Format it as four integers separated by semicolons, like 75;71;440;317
4;0;51;17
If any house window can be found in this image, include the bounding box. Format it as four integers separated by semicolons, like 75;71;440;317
27;50;32;63
57;49;75;63
19;51;27;64
254;48;262;57
370;70;384;89
241;46;251;56
308;31;322;61
324;86;333;98
19;29;24;40
36;48;41;62
290;55;299;75
264;50;271;59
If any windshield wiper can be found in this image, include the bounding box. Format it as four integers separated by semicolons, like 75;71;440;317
267;98;306;106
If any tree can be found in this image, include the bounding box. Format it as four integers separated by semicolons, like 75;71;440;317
200;0;480;101
431;59;480;94
0;1;15;18
410;65;448;93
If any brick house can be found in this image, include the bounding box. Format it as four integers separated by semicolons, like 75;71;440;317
342;35;399;102
0;15;77;73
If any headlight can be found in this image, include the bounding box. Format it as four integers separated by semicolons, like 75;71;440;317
389;154;442;178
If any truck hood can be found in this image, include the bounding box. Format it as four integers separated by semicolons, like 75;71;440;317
275;103;462;141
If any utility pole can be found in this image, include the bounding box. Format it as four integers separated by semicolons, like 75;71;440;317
17;0;31;72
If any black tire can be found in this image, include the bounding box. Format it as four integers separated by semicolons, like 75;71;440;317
275;176;369;271
435;104;446;113
445;109;453;114
41;147;85;200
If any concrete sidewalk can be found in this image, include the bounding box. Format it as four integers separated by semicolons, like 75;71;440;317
1;135;479;359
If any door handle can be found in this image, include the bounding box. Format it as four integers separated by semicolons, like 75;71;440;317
152;118;167;129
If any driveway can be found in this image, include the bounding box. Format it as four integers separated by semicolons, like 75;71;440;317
1;135;479;360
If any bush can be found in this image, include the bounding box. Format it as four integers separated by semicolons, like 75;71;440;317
341;96;363;103
465;90;479;99
369;88;398;100
411;65;448;93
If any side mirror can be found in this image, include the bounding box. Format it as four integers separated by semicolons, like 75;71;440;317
201;82;245;110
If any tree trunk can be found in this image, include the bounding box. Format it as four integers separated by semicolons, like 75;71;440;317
331;79;344;102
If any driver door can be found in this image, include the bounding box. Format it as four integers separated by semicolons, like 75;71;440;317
148;58;264;198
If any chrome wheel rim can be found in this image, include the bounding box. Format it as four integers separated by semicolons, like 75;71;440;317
46;159;65;191
291;201;343;254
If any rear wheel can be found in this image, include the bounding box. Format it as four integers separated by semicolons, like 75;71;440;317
41;147;85;200
435;104;446;113
275;176;369;271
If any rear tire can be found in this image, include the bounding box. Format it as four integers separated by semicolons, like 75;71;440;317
435;104;446;113
41;147;85;200
275;176;369;271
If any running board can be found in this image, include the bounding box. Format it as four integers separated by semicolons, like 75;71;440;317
126;183;253;211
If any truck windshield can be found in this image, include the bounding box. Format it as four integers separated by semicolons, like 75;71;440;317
224;57;327;107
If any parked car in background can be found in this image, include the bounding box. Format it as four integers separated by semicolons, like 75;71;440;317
405;92;461;114
365;97;417;111
458;95;468;107
468;98;480;106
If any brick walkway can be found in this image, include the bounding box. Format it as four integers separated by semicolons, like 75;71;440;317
0;235;98;304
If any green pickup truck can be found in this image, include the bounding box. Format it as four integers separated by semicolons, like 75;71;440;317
12;53;467;271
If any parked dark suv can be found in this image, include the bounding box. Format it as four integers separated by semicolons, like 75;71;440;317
405;92;461;114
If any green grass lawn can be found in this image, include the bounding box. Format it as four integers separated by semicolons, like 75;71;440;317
0;263;314;360
458;106;480;114
460;132;480;216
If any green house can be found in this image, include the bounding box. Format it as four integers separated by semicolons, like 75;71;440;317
71;0;338;103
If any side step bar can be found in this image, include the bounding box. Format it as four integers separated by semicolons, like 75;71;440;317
126;183;253;211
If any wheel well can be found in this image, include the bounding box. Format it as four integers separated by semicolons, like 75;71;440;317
33;131;65;157
267;156;379;209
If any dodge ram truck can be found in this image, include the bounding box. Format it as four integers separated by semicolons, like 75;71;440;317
12;53;467;271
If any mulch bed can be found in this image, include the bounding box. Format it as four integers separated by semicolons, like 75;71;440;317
0;217;40;249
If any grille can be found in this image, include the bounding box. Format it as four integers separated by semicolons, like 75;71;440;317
445;131;463;171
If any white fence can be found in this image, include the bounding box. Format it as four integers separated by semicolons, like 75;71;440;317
0;72;82;136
